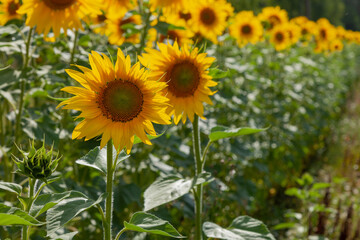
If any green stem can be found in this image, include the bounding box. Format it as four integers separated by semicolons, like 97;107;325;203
137;1;151;55
22;178;35;240
192;115;203;240
104;141;114;240
201;141;212;169
114;228;127;240
70;30;79;64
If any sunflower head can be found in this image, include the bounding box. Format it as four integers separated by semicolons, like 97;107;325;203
106;11;141;45
258;6;288;29
139;42;217;124
270;24;291;51
229;11;263;47
58;49;171;154
329;39;343;52
0;0;22;25
188;0;228;43
17;0;102;38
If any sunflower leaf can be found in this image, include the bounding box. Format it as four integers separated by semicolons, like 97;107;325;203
208;68;230;79
123;212;185;238
0;204;44;226
133;131;165;145
203;216;275;240
209;126;268;142
76;146;129;174
143;172;214;211
0;181;22;195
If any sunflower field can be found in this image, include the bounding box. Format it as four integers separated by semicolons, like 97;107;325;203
1;0;360;239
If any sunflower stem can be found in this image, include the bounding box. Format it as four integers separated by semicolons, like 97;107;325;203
105;141;114;240
70;30;79;64
192;115;203;240
22;177;35;240
138;1;151;55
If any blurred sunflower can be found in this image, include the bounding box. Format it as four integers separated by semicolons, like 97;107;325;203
229;11;263;47
329;39;343;52
316;18;336;43
58;49;171;154
258;6;288;29
270;24;291;51
104;0;136;10
18;0;102;38
139;42;217;124
161;6;192;28
105;11;141;46
149;0;185;12
159;28;194;46
188;0;228;43
285;22;301;45
0;0;21;25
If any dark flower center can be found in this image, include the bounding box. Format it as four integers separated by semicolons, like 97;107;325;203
241;24;252;35
168;61;200;98
200;8;216;26
97;80;144;122
275;32;284;42
7;1;20;15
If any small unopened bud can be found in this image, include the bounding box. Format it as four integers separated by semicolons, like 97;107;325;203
12;139;61;182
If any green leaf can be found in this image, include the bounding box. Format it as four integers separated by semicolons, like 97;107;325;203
76;146;129;174
29;192;72;217
48;231;78;240
46;192;106;236
203;216;275;240
0;181;22;195
312;183;331;190
209;68;229;79
144;172;213;211
272;222;296;230
209;126;267;142
123;212;184;238
47;95;69;102
133;131;165;145
0;204;44;226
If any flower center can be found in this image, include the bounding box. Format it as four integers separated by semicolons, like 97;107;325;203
275;32;284;42
320;29;327;39
200;8;216;26
97;80;144;122
160;30;180;43
241;24;252;35
269;15;281;25
301;28;308;35
43;0;76;10
7;1;20;15
168;61;200;98
179;11;191;21
97;14;106;23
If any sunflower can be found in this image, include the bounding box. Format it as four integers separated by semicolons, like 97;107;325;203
161;5;192;28
270;24;291;51
229;11;263;47
316;19;336;43
58;49;171;154
258;6;288;29
285;22;301;45
105;11;141;46
139;42;216;124
0;0;22;25
329;39;343;52
188;0;228;43
17;0;101;38
159;28;194;46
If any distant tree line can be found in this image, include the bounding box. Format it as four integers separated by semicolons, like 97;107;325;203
229;0;360;30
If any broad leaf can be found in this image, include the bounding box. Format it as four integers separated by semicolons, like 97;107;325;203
144;172;213;211
133;131;165;145
0;181;22;195
46;192;106;236
209;68;229;79
203;216;275;240
209;126;267;142
76;146;129;174
30;192;72;217
0;204;44;226
48;231;78;240
123;212;184;238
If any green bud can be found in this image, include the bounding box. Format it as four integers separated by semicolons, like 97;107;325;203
12;139;61;182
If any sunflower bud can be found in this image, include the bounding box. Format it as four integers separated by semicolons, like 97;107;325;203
13;140;61;181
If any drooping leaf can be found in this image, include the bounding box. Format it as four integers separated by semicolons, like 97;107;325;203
46;192;106;236
133;131;165;145
209;126;267;142
209;68;229;79
30;192;72;217
0;204;44;226
0;181;22;195
75;146;129;174
123;212;184;238
144;172;213;211
203;216;275;240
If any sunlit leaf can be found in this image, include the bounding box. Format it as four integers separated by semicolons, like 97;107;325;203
0;204;44;226
0;182;22;195
209;126;267;142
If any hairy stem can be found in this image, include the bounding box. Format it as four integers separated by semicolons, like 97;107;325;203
22;178;35;240
104;141;114;240
192;115;203;240
70;30;79;64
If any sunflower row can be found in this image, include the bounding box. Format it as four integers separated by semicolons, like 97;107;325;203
1;0;360;53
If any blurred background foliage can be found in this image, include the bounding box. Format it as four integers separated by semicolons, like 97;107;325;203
229;0;360;30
